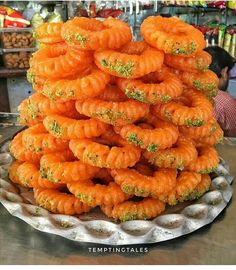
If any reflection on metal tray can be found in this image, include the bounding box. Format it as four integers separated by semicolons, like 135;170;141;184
0;138;233;245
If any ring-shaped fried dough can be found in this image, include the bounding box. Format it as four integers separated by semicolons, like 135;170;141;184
9;132;42;164
69;129;141;169
179;117;219;140
22;123;68;154
141;16;205;56
40;150;99;184
114;115;179;152
42;66;110;103
67;180;130;207
18;93;79;126
180;70;219;99
151;88;213;127
101;198;165;222
164;50;211;72
111;168;177;197
144;136;198;170
35;22;63;44
34;188;91;215
62;17;132;50
30;43;93;79
75;98;149;126
160;171;202;205
43;114;109;140
94;42;164;79
117;66;183;104
186;146;219;173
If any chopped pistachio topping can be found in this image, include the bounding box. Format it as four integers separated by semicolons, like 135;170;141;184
75;33;88;47
125;88;146;102
27;100;40;119
184;118;205;127
127;133;144;147
147;143;159;153
92;109;131;125
49;120;62;137
101;59;135;78
189;41;197;54
196;58;209;72
122;185;132;194
198;166;218;174
121;212;139;222
77;193;93;205
193;80;218;98
160;95;171;103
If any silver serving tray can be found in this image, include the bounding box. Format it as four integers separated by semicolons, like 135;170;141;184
0;140;233;245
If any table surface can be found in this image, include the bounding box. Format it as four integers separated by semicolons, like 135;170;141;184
0;143;236;265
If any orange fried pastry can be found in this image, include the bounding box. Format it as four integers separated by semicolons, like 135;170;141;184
18;93;79;126
180;69;219;99
69;128;141;169
98;84;127;102
75;98;149;126
94;41;164;79
179;117;219;140
194;122;224;146
35;22;63;44
111;167;177;198
43;114;108;140
141;16;205;56
164;50;211;72
117;65;183;104
13;161;63;189
34;188;91;215
42;66;110;103
40;150;99;184
186;146;219;173
67;180;130;207
8;160;23;185
22;123;68;154
152;88;213;127
160;171;202;205
144;136;198;170
101;198;165;222
30;43;93;79
62;17;132;50
188;174;211;200
114;115;179;152
9;132;42;164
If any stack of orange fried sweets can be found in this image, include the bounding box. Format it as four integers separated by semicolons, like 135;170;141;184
8;16;223;222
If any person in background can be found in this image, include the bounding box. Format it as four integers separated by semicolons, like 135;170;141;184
204;46;236;137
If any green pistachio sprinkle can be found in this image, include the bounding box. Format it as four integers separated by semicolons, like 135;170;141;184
125;88;146;102
75;33;88;47
77;193;93;205
184;118;205;127
49;120;62;137
91;109;131;125
121;212;139;222
27;100;40;119
160;95;171;103
101;59;135;78
196;58;209;72
147;143;159;153
127;133;144;147
198;166;218;174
